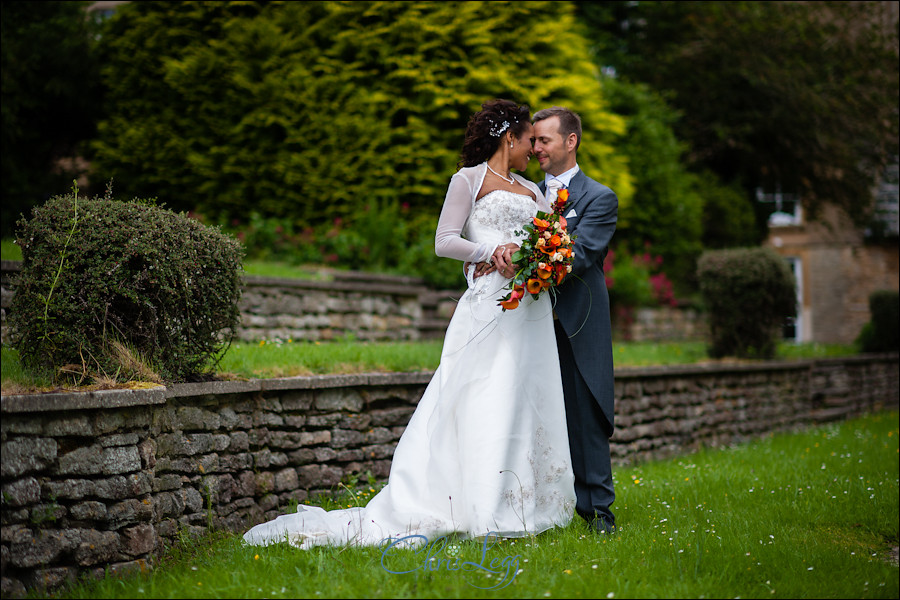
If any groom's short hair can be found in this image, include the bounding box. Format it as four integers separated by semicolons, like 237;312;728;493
533;107;582;151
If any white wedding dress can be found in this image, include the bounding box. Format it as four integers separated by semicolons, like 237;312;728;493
243;187;575;549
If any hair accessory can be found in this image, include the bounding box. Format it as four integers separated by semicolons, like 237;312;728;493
489;116;518;138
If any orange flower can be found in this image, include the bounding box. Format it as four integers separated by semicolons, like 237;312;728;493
500;284;525;310
499;296;520;310
555;265;568;284
497;208;574;309
557;188;569;203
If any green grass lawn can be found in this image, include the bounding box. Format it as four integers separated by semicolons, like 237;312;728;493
0;235;863;389
215;338;857;379
241;260;331;280
1;340;859;393
50;410;899;599
1;238;22;260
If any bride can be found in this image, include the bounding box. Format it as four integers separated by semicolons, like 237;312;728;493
243;100;575;549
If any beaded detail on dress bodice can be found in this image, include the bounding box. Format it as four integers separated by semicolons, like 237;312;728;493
464;190;537;247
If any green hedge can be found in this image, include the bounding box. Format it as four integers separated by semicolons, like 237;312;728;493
90;1;633;226
9;188;244;383
697;247;796;359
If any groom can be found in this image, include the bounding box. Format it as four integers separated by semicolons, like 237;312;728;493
526;107;618;534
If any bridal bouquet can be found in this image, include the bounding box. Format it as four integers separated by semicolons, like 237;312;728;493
498;188;574;311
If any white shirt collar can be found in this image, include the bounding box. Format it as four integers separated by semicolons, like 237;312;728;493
544;164;580;189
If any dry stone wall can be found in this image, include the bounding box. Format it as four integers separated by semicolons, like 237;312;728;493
236;273;437;342
2;261;705;344
2;356;897;597
0;262;459;344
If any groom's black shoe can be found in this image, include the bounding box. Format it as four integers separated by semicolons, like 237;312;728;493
586;517;616;536
578;509;616;535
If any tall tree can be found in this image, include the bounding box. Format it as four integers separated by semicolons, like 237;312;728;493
91;0;633;226
601;76;702;289
0;0;101;236
578;0;900;230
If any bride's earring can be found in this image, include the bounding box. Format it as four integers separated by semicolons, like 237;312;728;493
510;142;514;149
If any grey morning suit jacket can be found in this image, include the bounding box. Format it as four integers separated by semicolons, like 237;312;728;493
541;170;618;435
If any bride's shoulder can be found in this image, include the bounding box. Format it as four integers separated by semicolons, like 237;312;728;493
449;164;486;192
454;164;486;178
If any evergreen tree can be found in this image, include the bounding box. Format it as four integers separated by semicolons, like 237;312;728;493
91;0;633;228
0;0;101;237
600;76;706;290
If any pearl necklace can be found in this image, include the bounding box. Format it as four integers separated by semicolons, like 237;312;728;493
487;163;515;185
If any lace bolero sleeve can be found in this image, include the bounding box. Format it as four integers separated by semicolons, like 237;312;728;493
434;170;494;263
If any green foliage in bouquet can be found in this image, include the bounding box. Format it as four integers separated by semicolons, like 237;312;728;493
497;207;574;311
856;290;900;353
9;186;244;383
697;247;796;359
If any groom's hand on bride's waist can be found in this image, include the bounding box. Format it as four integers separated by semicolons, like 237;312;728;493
471;261;494;278
467;260;514;279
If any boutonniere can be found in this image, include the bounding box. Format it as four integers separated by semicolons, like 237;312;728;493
553;187;570;219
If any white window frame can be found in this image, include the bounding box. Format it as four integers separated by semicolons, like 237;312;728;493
782;256;803;342
757;185;803;227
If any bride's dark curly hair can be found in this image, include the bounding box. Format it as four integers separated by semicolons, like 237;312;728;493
458;99;532;169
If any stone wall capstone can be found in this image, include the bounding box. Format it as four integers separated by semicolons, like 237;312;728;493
2;354;898;597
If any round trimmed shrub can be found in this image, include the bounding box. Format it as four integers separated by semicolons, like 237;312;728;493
856;290;899;352
697;247;796;359
10;188;244;382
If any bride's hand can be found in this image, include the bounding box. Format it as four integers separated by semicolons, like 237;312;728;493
492;243;519;278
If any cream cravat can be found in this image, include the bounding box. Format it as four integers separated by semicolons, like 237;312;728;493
545;178;563;204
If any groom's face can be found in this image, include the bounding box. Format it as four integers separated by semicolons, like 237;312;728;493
533;116;571;176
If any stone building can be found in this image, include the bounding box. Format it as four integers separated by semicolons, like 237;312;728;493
760;165;900;344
